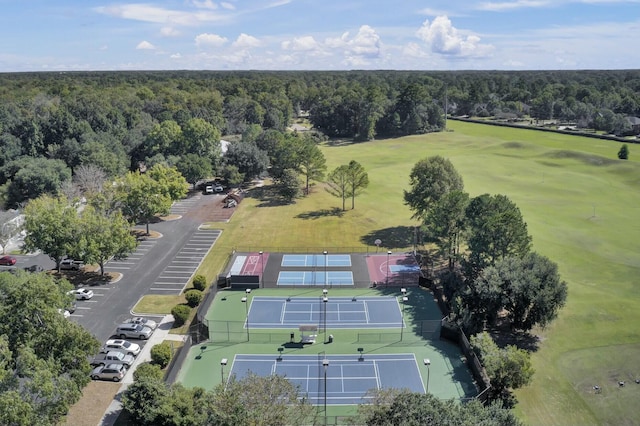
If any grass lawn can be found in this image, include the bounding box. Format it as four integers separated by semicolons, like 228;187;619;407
173;120;639;425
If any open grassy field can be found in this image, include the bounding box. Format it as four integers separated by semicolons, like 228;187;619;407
188;120;639;425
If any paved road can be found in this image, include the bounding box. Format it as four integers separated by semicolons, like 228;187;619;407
66;194;221;343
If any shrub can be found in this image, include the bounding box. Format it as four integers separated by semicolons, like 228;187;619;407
171;304;191;327
192;274;207;291
150;342;172;368
133;362;164;381
185;289;203;308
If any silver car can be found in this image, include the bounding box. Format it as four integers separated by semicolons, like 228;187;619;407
115;323;153;340
91;363;126;382
100;339;141;356
125;317;158;330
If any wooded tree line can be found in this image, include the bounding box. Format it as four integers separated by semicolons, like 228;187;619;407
0;69;638;208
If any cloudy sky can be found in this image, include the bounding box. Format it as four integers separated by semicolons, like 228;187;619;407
2;0;639;71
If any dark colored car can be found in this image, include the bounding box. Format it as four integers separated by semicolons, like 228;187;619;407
0;256;17;266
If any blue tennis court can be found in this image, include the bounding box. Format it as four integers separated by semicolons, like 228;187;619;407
229;354;425;405
281;254;352;267
277;271;353;286
247;296;404;328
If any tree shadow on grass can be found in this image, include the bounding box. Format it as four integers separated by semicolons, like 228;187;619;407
295;207;344;220
360;226;416;250
245;185;293;208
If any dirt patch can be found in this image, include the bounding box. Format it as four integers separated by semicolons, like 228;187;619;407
64;381;121;426
184;193;238;222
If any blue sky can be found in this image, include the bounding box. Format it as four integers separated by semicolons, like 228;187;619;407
1;0;639;71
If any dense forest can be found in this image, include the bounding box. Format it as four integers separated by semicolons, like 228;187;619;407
1;70;639;208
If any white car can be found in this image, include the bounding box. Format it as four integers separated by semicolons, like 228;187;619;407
60;258;83;270
101;339;141;357
58;309;71;318
68;288;94;300
125;317;158;330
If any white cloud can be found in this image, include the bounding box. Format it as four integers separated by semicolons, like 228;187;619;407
136;40;156;50
477;0;550;11
170;53;182;59
95;4;226;26
281;36;319;51
221;2;235;9
160;26;181;37
402;42;428;58
325;25;382;59
232;33;262;48
192;0;218;9
416;16;493;57
195;33;228;47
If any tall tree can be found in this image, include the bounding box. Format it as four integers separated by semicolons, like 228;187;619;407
326;164;350;211
181;117;221;160
75;205;137;276
465;194;532;273
23;195;79;269
345;160;369;209
146;164;189;201
618;143;629;160
477;253;567;330
404;156;464;221
116;172;172;235
297;136;326;195
275;168;302;203
424;190;469;270
6;157;71;208
72;163;107;197
224;141;269;181
176;153;213;188
354;388;522;426
471;332;534;402
209;373;316;426
0;272;100;424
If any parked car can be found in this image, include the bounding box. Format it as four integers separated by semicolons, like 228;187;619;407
67;288;94;300
100;339;141;357
115;323;153;340
213;184;224;192
90;363;126;382
60;258;83;270
125;317;158;330
90;350;135;368
0;256;17;266
204;185;214;194
58;309;71;318
24;264;43;273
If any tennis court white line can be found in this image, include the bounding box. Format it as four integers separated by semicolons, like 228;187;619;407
235;357;416;363
374;361;381;389
364;300;370;323
280;301;287;323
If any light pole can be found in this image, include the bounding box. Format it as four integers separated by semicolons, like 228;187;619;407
323;295;328;340
386;251;392;286
259;251;264;288
323;251;328;286
323;358;329;424
220;358;227;384
423;358;431;393
242;288;251;341
401;296;408;341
